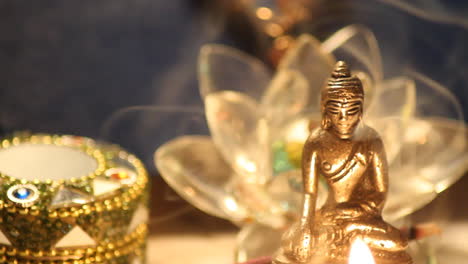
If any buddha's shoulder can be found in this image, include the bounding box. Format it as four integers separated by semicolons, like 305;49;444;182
357;125;378;138
305;128;327;146
358;125;384;146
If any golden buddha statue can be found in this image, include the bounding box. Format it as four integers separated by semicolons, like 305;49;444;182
273;61;412;264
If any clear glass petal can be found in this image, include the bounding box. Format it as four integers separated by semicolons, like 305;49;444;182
384;174;437;222
236;223;282;263
384;118;468;221
277;114;321;144
230;178;287;228
155;135;249;222
404;118;467;191
375;73;466;220
367;117;406;165
266;170;303;215
198;44;272;100
260;70;309;127
278;34;335;111
407;72;466;191
409;70;464;121
365;77;416;163
205;91;272;184
366;76;416;121
322;24;383;102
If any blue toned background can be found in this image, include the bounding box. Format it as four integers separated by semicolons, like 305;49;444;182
0;0;467;172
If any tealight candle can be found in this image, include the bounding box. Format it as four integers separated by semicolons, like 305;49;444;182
349;238;375;264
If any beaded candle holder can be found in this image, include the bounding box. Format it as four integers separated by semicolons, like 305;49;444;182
0;133;149;264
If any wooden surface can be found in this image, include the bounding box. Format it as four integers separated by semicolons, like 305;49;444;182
148;232;237;264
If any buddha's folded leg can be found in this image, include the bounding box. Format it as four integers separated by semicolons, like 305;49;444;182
343;218;408;252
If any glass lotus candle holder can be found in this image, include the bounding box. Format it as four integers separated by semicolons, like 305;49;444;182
101;25;467;264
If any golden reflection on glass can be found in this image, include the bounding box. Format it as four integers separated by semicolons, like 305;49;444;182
236;155;258;174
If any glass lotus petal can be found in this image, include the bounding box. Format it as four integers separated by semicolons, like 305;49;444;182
277;34;335;111
156;135;250;222
198;44;271;100
260;70;310;127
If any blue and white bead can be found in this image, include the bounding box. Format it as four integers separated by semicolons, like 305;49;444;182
7;184;39;207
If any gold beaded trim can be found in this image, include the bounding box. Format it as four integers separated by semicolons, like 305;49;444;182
0;181;145;218
0;224;147;263
0;133;106;184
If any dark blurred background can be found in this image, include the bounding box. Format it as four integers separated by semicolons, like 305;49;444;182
0;0;467;143
0;0;467;225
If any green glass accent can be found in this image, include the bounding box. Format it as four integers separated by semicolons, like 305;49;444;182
285;141;303;168
272;141;295;175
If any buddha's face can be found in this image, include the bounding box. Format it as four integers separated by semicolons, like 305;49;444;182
326;98;362;139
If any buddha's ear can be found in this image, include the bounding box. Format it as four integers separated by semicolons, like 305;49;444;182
359;105;364;122
321;113;331;129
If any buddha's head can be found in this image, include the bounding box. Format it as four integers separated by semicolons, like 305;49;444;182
321;61;364;139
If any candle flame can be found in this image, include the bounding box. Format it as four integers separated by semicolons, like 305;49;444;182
349;238;375;264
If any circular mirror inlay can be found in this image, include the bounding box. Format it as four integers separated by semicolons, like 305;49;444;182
7;184;40;207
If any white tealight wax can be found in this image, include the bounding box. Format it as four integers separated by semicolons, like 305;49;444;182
0;144;97;181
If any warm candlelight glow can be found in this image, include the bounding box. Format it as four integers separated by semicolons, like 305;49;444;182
256;7;273;20
349;238;375;264
265;23;284;37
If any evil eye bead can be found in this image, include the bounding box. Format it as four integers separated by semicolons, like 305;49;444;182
7;184;40;207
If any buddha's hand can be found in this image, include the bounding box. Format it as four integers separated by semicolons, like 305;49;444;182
281;222;313;263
